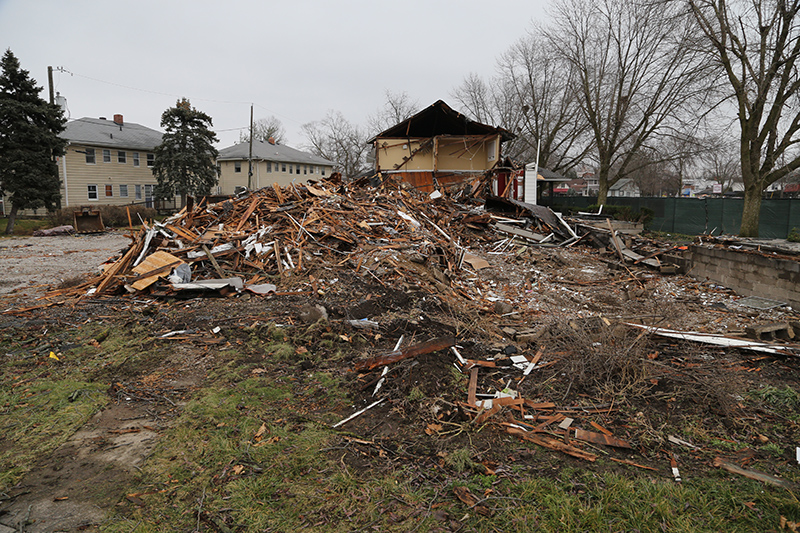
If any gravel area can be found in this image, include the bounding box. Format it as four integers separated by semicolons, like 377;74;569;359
0;231;131;305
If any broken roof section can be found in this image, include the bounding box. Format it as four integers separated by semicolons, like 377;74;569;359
368;100;515;143
370;100;515;193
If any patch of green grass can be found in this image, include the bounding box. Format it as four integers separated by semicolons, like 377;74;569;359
445;447;478;473
748;385;800;409
761;442;784;458
407;385;425;402
0;379;107;489
0;217;51;236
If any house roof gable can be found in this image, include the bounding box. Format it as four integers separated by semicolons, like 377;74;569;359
62;117;162;150
217;142;335;167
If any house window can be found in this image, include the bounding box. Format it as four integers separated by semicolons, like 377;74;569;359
119;184;128;197
85;148;96;164
281;163;286;172
133;152;140;167
296;165;301;174
103;149;111;163
304;165;307;175
322;167;326;176
118;151;126;163
289;164;293;174
234;161;242;173
310;165;315;174
135;184;142;200
487;141;496;161
267;161;272;172
87;184;98;200
105;184;113;197
147;153;155;167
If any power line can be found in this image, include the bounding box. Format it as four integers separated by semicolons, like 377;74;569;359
55;67;253;106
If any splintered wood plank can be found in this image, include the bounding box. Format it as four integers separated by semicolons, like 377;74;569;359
608;457;659;472
96;234;143;294
574;428;632;449
522;400;556;410
354;336;456;371
131;251;185;291
272;183;285;204
473;404;502;425
506;427;597;462
236;195;262;232
468;367;478;406
713;457;796;489
589;421;613;436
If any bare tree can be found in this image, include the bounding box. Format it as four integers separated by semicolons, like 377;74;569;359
624;147;684;196
451;73;494;124
496;27;594;171
367;90;419;136
686;0;800;236
302;111;370;179
699;133;741;192
547;0;712;203
239;116;286;144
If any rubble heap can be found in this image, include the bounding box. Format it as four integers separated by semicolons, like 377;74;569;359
50;176;581;305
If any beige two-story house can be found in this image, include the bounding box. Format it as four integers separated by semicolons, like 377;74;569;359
216;139;335;193
58;114;163;207
369;100;515;192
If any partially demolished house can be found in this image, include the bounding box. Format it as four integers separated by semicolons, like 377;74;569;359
369;100;515;193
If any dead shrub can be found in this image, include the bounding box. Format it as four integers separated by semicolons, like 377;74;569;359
539;317;653;402
645;341;745;418
49;205;158;228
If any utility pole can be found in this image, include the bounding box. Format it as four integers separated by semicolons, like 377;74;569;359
248;104;254;189
47;66;55;104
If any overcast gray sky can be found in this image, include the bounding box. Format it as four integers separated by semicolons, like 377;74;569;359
1;0;547;148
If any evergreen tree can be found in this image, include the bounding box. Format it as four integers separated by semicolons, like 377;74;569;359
152;98;219;206
0;49;66;234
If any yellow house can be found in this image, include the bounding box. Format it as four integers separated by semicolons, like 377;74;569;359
216;140;335;193
369;100;515;192
58;114;163;207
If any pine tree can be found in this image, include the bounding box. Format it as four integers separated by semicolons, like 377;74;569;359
152;98;219;206
0;49;66;234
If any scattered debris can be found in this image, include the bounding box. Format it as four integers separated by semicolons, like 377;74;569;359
32;225;75;237
713;457;796;490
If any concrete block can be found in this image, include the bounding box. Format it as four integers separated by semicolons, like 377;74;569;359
745;322;795;341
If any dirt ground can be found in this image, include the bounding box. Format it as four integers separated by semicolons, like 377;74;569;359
0;232;130;305
2;230;800;531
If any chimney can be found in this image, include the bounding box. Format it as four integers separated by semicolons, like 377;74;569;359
113;114;124;126
268;136;275;145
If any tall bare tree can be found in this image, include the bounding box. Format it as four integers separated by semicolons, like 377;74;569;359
302;111;370;179
548;0;711;203
367;90;419;136
495;27;594;171
451;73;494;125
686;0;800;236
239;115;286;145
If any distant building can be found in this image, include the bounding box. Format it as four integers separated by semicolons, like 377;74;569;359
216;140;335;194
580;172;599;196
566;178;588;196
608;178;641;198
57;115;163;208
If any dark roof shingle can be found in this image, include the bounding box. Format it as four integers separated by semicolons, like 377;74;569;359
62;117;162;150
